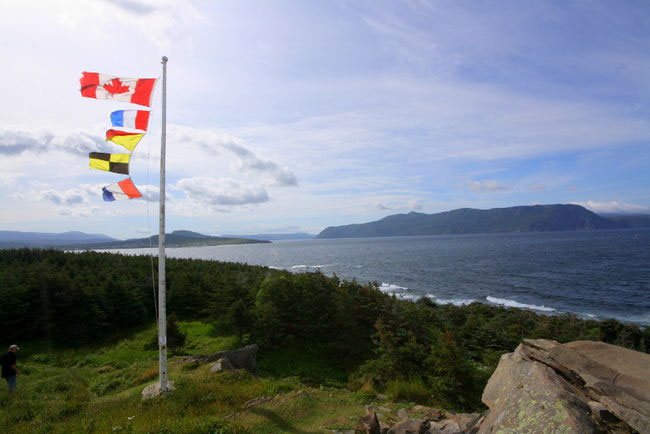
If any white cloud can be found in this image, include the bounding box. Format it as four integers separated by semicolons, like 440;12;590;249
65;0;203;50
175;177;269;206
572;201;650;215
0;128;103;156
57;206;102;218
167;125;297;187
373;200;423;211
41;188;89;206
464;179;510;192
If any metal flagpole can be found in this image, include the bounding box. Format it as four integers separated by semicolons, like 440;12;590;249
158;55;168;393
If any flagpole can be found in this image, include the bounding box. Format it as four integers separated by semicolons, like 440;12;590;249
158;55;168;393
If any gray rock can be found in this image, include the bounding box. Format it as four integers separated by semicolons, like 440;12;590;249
397;408;410;420
421;409;443;422
242;396;273;408
210;357;235;373
480;339;650;434
359;406;381;434
141;380;176;399
479;346;595;433
188;344;258;372
387;419;424;434
426;419;461;434
523;339;650;433
444;412;481;431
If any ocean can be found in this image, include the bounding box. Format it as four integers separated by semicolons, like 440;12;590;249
111;228;650;325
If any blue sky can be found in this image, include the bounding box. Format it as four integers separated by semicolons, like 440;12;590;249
1;0;649;238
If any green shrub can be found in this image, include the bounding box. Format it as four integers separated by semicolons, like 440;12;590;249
387;378;431;404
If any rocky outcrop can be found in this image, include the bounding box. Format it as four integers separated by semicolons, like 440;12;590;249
185;344;258;373
479;339;650;433
356;405;481;434
355;339;649;434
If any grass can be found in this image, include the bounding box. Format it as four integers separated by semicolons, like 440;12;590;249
0;321;383;433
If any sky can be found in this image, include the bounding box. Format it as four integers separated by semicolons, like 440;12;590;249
1;0;649;238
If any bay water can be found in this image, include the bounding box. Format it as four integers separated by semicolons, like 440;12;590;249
112;228;650;325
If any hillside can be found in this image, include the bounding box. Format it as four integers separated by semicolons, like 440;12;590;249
0;230;270;250
317;204;626;238
0;230;117;248
81;230;270;249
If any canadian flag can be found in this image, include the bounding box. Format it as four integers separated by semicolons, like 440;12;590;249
80;72;157;107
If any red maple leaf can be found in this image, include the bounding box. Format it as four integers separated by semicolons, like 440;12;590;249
102;78;130;94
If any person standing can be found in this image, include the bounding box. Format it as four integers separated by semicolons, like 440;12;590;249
1;345;20;393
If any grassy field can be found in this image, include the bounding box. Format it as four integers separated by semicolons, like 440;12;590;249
0;321;414;433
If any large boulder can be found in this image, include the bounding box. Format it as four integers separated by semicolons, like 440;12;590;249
186;344;258;373
479;346;594;433
479;339;650;433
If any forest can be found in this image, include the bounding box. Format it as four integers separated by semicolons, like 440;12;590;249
1;248;648;411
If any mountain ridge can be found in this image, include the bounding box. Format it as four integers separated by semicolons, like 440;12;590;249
0;230;269;249
317;204;646;239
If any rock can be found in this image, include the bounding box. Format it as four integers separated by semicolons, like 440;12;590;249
426;419;461;434
523;339;650;433
421;409;443;422
479;346;595;433
242;396;273;408
444;412;481;431
387;419;424;434
411;405;431;413
187;344;259;372
397;408;410;420
141;380;175;399
588;400;619;424
210;357;235;373
479;339;650;434
359;406;381;434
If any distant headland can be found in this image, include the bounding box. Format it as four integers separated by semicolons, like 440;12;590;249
0;230;269;250
317;204;650;239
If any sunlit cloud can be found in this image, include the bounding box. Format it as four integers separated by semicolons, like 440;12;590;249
573;201;650;215
464;179;510;192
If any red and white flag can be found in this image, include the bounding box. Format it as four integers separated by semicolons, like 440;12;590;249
80;72;157;107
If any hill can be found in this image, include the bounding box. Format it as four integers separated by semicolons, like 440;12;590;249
317;204;627;238
68;230;271;249
0;230;269;250
0;230;117;248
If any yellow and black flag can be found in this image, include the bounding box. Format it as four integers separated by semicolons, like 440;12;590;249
89;152;131;175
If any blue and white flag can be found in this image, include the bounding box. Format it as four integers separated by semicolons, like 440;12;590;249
110;110;150;131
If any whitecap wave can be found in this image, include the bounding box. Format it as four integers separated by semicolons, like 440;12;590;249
486;296;555;312
426;294;477;306
289;264;331;270
378;282;420;300
378;282;408;293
